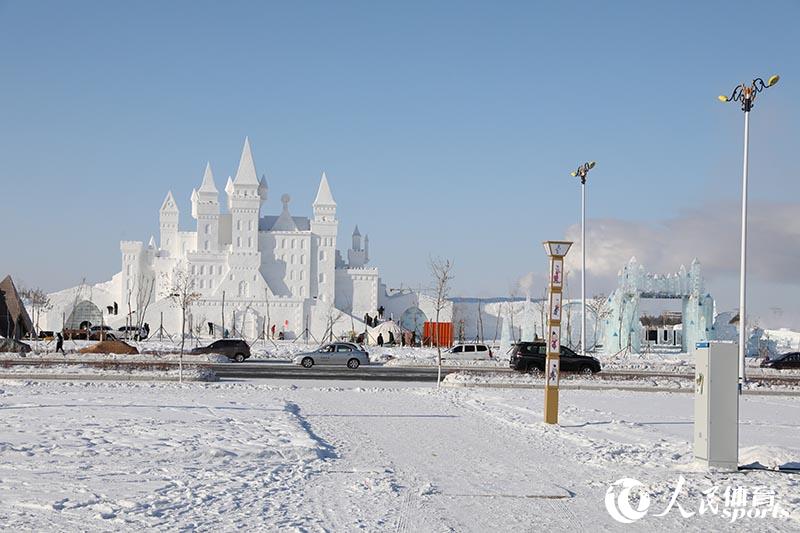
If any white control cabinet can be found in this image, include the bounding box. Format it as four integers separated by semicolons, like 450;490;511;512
693;341;738;470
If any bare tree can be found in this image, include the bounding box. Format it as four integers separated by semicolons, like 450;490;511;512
163;265;201;382
20;287;51;336
586;293;611;352
318;303;344;345
135;273;155;333
430;256;455;386
534;286;548;340
476;298;484;342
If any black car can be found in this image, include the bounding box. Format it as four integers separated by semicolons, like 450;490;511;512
509;341;601;374
190;339;251;362
760;352;800;370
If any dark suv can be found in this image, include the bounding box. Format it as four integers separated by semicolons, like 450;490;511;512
509;341;601;374
760;352;800;370
190;339;251;362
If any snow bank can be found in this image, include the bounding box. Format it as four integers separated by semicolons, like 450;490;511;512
0;364;218;382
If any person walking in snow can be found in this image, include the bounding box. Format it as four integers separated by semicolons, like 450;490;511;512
377;333;384;347
377;306;385;320
388;330;395;345
55;332;64;354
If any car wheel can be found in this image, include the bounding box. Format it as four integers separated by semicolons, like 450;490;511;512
580;366;594;376
234;353;245;363
301;357;314;368
347;358;360;369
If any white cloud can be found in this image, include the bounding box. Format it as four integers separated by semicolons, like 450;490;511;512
564;200;800;289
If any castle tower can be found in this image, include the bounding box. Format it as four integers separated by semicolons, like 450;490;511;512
311;172;337;303
159;191;179;256
191;162;221;252
228;138;261;252
352;225;362;251
347;225;368;268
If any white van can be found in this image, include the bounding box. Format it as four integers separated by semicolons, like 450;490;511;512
446;343;493;360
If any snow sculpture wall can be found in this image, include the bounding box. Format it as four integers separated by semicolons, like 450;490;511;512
601;257;715;354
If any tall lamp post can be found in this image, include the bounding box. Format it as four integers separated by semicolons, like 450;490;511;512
718;75;779;393
570;161;596;355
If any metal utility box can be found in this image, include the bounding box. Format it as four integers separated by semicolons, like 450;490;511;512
693;341;739;470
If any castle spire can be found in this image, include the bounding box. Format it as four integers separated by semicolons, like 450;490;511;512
160;191;178;213
258;173;268;204
233;137;258;185
199;162;218;194
313;172;336;206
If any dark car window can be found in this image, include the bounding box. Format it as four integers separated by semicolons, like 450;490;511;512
519;343;535;355
560;346;578;357
465;345;475;353
336;345;352;352
452;346;463;353
517;343;545;356
476;345;487;352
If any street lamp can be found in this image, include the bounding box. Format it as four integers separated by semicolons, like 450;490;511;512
570;161;596;355
718;75;779;393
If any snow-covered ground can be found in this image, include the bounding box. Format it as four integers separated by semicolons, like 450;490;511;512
0;380;797;531
442;370;800;393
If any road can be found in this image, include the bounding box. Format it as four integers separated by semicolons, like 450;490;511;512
210;361;480;381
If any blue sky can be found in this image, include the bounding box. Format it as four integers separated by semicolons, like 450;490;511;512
2;1;799;326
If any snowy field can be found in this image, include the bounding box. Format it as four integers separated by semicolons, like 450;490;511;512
0;380;797;531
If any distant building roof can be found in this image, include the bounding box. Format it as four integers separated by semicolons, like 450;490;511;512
259;216;310;232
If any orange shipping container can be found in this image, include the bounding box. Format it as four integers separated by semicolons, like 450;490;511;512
423;321;453;348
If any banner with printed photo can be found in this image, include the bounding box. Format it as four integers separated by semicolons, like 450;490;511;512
548;325;560;354
550;258;563;288
546;358;559;387
549;291;562;322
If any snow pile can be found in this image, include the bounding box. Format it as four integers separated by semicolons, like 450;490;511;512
0;351;229;364
0;364;218;382
0;338;32;353
79;340;139;355
442;370;800;392
740;446;800;471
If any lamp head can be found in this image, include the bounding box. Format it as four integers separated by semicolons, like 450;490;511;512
588;161;596;169
718;95;729;102
570;171;577;177
768;74;780;87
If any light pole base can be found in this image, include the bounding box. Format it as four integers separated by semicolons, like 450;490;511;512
544;386;559;424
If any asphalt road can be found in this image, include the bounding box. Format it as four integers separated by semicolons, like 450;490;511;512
210;361;478;381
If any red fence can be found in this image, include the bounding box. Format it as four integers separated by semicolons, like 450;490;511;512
423;321;453;348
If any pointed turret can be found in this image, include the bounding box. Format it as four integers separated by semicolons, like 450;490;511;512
258;174;268;205
159;191;179;254
199;162;218;194
233;137;259;185
148;235;156;248
225;176;234;209
160;191;179;213
364;234;369;263
190;188;199;219
313;172;336;206
352;225;362;251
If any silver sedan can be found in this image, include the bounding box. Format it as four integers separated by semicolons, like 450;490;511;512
293;342;370;369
